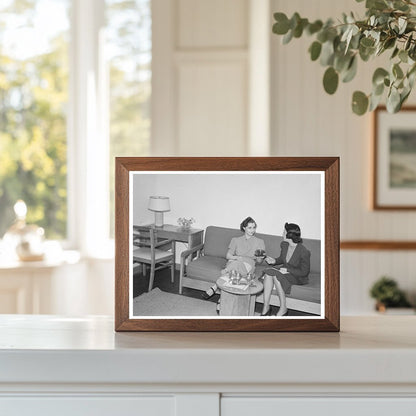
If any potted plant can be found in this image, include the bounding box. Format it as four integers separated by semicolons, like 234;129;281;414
272;0;416;115
369;276;413;312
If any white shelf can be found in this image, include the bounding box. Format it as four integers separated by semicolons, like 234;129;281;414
1;315;416;415
0;315;416;387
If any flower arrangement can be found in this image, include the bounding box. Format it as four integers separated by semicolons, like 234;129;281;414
177;217;195;230
254;249;266;258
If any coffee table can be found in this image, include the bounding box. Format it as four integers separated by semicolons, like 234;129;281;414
216;276;263;316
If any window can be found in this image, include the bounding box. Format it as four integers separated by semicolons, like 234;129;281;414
106;0;151;237
0;0;151;250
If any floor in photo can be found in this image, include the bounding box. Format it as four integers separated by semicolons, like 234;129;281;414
133;267;317;317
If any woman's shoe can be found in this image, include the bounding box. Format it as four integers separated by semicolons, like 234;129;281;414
260;307;272;316
202;286;216;300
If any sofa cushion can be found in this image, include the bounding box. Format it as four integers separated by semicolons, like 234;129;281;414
203;226;243;258
203;227;320;273
289;272;321;303
302;239;321;274
186;255;227;283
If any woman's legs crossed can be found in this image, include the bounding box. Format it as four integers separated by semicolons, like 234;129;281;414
262;274;274;314
273;276;287;315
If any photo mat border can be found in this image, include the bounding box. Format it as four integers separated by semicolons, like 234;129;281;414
129;171;325;320
115;157;340;332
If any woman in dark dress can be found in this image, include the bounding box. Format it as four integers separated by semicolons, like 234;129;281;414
261;223;310;316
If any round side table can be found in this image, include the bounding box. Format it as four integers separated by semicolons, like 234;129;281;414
216;276;263;316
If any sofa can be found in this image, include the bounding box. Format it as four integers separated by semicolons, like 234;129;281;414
179;226;321;315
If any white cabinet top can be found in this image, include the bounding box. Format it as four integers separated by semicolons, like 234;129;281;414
0;315;415;386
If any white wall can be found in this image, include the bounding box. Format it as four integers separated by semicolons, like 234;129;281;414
152;0;257;157
61;0;416;316
133;173;322;239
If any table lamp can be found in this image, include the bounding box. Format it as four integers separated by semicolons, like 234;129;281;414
148;196;170;227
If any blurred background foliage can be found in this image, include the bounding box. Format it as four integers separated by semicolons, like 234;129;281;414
0;0;69;238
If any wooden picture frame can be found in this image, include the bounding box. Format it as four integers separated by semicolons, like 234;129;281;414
115;157;339;332
373;106;416;210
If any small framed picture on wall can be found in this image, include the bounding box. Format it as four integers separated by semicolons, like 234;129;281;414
374;106;416;209
115;157;339;332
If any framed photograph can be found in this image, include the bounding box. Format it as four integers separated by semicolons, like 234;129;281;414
115;157;339;332
374;106;416;209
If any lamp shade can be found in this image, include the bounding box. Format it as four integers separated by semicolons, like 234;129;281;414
148;196;170;212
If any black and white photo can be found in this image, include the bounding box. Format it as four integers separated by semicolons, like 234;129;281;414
130;171;324;319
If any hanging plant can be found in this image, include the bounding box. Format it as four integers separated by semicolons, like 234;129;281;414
272;0;416;115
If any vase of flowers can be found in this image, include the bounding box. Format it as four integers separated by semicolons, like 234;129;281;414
177;217;195;230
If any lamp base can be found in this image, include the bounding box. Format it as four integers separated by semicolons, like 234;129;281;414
154;212;164;227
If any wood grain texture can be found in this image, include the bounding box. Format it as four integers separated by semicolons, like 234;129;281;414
341;241;416;250
115;157;340;332
325;157;340;331
115;159;130;330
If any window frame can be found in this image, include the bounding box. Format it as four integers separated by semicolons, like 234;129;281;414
68;0;111;257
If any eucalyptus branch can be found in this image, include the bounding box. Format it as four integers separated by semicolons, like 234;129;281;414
272;0;416;114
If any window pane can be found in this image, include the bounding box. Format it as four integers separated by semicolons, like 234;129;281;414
106;0;151;237
0;0;70;239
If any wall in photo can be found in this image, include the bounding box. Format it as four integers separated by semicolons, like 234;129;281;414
132;173;322;239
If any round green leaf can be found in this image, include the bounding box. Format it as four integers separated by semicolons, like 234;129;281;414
367;0;388;11
360;37;375;48
399;50;408;63
369;92;383;112
409;45;416;61
282;29;293;44
384;37;396;50
393;63;404;79
317;30;328;43
307;20;323;35
359;44;375;62
323;67;339;95
387;87;401;113
320;41;335;66
372;68;389;86
309;41;322;61
391;47;399;59
293;18;308;38
400;88;411;107
352;91;369;115
290;12;301;30
273;13;290;35
342;56;357;83
405;34;413;51
373;82;384;96
334;52;352;73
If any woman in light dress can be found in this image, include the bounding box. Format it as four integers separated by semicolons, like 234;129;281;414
202;216;265;300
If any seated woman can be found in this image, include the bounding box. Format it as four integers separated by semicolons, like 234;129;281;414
202;216;265;300
261;222;310;316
